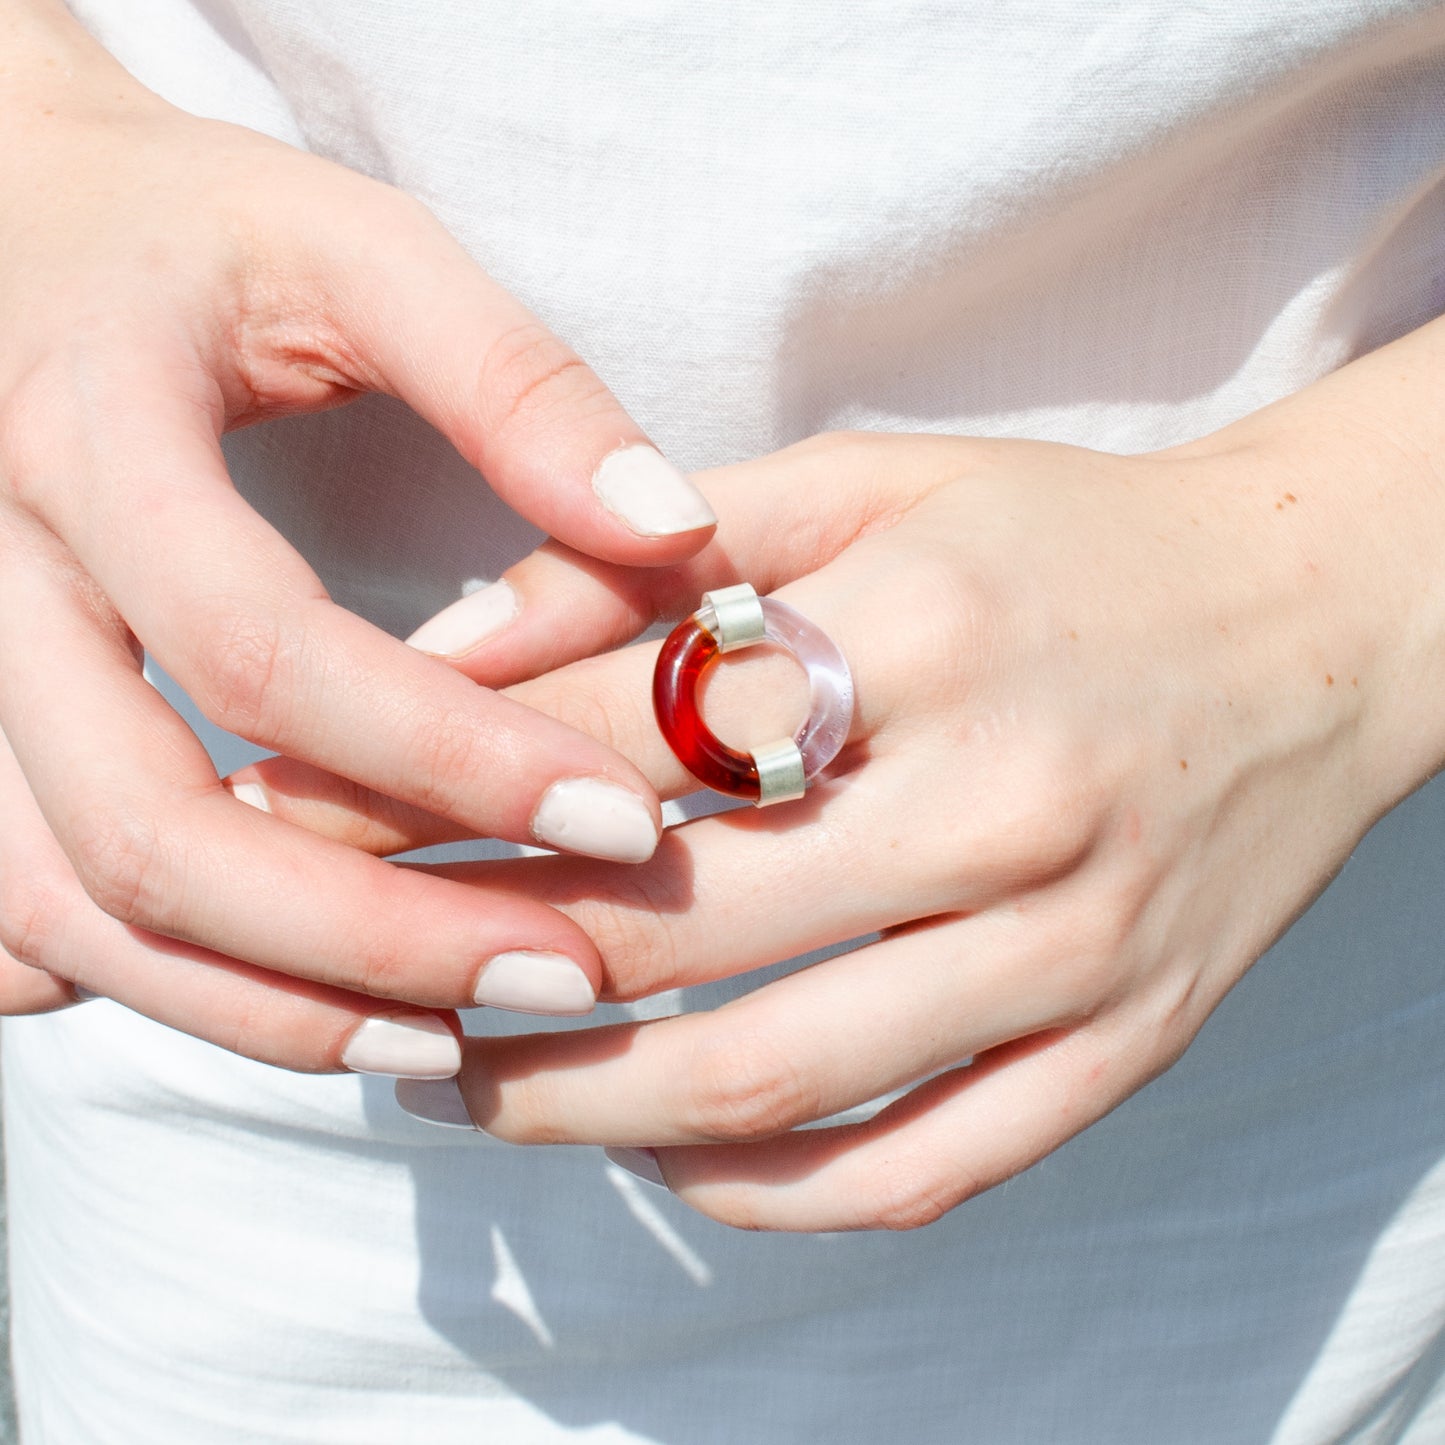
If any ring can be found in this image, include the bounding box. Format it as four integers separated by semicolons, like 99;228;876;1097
652;583;854;805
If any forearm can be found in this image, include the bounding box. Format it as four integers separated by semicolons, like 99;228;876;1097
1177;313;1445;811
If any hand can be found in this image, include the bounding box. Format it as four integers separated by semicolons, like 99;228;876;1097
0;4;716;1075
238;315;1445;1227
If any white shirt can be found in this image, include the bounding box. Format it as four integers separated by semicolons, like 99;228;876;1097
7;2;1445;1440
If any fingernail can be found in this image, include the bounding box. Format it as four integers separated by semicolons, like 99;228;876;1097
341;1012;462;1079
395;1076;478;1129
72;986;100;1003
532;777;659;863
406;580;520;658
473;950;595;1014
228;780;271;814
604;1146;668;1188
593;445;716;538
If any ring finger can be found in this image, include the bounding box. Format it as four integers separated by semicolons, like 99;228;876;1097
226;518;970;856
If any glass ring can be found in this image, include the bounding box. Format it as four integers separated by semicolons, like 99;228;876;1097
652;583;854;806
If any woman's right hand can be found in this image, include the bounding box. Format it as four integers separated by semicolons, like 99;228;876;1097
0;1;715;1076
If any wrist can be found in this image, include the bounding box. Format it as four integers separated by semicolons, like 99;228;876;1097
1174;322;1445;815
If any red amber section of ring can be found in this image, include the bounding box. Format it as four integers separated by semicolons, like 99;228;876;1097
652;618;762;801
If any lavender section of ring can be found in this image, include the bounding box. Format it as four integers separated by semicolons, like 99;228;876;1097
760;598;854;780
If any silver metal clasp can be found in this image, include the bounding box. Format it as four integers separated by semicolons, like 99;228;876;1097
696;583;766;654
752;738;807;806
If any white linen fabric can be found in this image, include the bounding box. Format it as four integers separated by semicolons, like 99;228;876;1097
6;2;1445;1441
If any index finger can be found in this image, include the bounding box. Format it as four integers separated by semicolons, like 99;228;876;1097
18;384;662;862
300;192;718;565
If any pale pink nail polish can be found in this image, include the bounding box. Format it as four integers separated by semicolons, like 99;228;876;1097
341;1012;461;1079
592;446;716;537
406;579;520;658
228;781;271;813
531;777;659;863
473;950;595;1014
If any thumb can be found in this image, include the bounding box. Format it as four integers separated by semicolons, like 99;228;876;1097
314;196;715;566
410;431;933;686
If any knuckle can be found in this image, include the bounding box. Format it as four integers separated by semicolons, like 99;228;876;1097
1075;884;1142;975
680;1027;820;1142
476;321;611;441
397;709;489;820
1004;905;1116;1022
572;876;687;998
212;987;304;1071
345;872;420;1000
1047;870;1156;1016
530;673;627;753
352;944;411;1002
864;1157;971;1232
881;550;991;695
1122;958;1212;1064
1046;943;1121;1018
966;748;1103;892
211;991;267;1064
537;685;614;749
66;804;167;927
1025;787;1102;881
0;370;66;509
190;602;304;741
0;863;70;969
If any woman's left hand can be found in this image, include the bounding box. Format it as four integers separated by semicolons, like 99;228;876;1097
229;323;1445;1230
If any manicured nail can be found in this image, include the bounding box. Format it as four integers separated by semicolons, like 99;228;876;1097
394;1076;478;1130
228;780;271;813
532;777;659;863
473;950;595;1014
341;1012;462;1079
593;445;716;537
406;580;520;658
604;1146;668;1188
72;986;100;1003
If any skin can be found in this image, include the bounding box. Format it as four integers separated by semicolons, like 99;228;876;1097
3;4;1443;1231
207;318;1445;1231
0;3;715;1063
